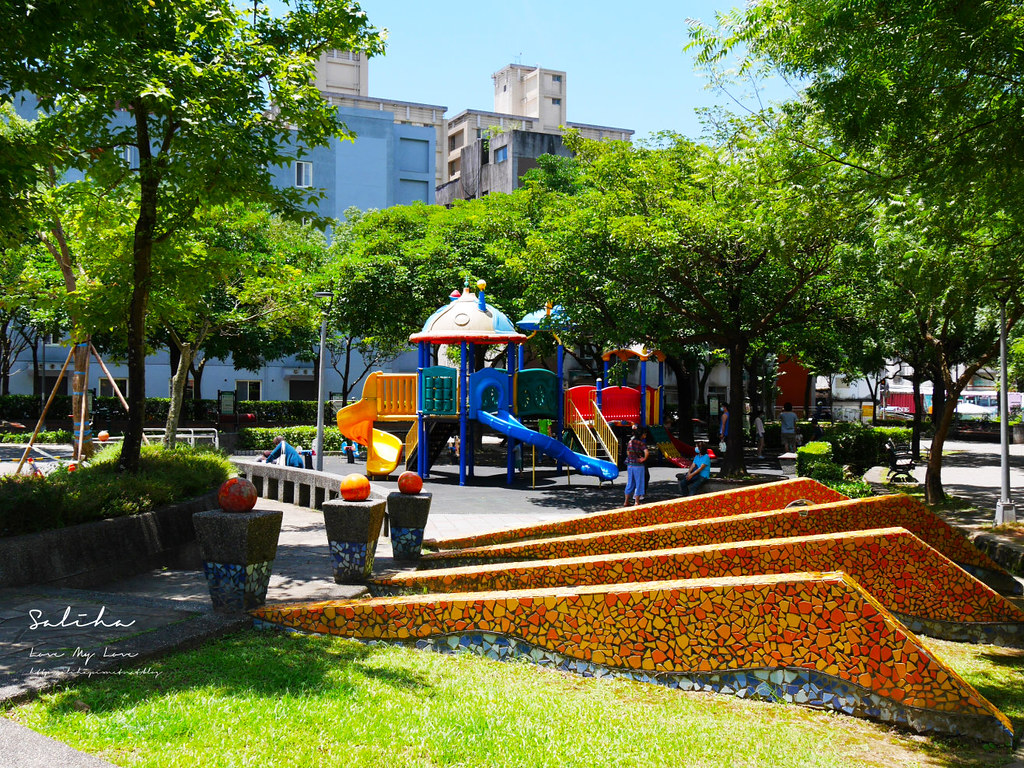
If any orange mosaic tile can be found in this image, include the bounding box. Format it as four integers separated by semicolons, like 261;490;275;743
426;478;846;551
376;527;1024;644
252;572;1014;743
419;494;1015;593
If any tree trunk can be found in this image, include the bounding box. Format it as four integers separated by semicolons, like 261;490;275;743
191;357;205;399
931;372;946;430
164;341;194;449
666;355;693;443
71;339;94;460
31;334;40;398
924;398;957;504
911;370;924;460
721;341;747;476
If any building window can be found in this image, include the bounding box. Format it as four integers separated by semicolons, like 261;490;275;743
448;132;463;152
236;380;262;402
552;75;562;83
121;146;137;168
494;146;508;163
551;98;561;106
99;378;128;398
295;161;313;188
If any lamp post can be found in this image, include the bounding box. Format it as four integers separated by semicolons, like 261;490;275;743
314;291;334;472
996;298;1016;524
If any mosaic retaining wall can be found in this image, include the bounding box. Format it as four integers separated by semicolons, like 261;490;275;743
426;478;845;551
419;495;1015;593
203;560;273;610
376;528;1024;645
252;572;1013;743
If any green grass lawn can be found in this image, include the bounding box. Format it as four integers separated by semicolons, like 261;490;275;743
5;630;1024;768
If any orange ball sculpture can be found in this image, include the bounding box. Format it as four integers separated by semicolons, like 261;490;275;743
340;473;371;501
218;477;258;513
98;430;110;442
397;471;423;495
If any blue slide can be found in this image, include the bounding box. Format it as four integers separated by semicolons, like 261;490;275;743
477;410;619;481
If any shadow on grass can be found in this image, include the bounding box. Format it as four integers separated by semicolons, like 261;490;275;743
41;629;433;717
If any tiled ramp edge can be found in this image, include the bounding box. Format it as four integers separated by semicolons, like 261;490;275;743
419;495;1016;593
378;528;1024;645
253;572;1013;744
426;478;845;551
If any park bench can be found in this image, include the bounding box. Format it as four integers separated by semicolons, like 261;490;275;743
885;439;916;483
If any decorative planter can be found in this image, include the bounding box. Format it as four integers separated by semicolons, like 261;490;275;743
322;498;387;583
387;492;432;561
193;508;283;610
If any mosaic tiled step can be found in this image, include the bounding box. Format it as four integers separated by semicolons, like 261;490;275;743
252;572;1013;743
425;477;845;551
419;494;1017;593
377;527;1024;644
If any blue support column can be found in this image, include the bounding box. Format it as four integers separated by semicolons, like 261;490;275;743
658;360;665;426
417;343;428;479
596;377;603;411
459;341;468;486
640;358;647;427
556;343;565;472
507;343;517;485
467;342;475;479
518;344;525;370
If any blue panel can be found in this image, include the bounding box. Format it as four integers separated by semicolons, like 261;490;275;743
398;138;429;173
398;179;429;204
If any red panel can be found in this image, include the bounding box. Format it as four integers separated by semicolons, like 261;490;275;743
601;386;642;422
565;386;596;420
776;358;810;411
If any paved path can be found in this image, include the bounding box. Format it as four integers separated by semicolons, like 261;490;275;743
0;438;1019;766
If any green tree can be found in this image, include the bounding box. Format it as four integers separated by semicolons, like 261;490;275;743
1;0;383;471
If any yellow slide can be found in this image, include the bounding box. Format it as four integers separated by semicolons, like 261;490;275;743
335;373;403;476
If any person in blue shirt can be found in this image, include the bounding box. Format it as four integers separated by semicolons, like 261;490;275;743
679;441;711;496
262;436;305;468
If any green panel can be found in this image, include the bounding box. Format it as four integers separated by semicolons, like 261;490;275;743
516;368;559;419
422;366;458;416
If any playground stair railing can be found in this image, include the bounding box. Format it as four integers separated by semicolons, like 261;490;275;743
566;400;605;462
590;393;619;464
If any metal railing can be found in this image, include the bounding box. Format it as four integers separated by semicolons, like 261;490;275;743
142;427;220;449
589;392;619;461
566;400;601;459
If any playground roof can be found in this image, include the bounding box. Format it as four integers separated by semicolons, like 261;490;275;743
517;304;571;331
410;287;528;345
602;346;667;363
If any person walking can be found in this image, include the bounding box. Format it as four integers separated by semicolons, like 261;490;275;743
753;410;765;459
780;402;799;453
623;425;649;507
719;403;730;454
679;441;711;496
344;440;356;464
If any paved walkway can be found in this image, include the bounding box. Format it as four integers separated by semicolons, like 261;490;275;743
0;439;1021;765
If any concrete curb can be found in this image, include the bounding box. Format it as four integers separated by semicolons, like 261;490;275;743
970;532;1024;576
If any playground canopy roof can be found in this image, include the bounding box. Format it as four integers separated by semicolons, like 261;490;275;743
602;346;667;363
517;305;571;331
410;286;528;346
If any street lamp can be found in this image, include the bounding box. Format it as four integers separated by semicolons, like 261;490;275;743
996;297;1016;524
314;291;334;472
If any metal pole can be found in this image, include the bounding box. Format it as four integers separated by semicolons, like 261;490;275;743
314;291;333;472
996;300;1016;523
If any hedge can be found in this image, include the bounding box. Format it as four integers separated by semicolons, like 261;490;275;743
1;430;72;444
0;394;324;427
236;426;350;451
796;441;873;498
755;421;911;470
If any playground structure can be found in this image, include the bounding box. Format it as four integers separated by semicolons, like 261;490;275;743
335;282;620;484
334;281;698;485
254;479;1020;742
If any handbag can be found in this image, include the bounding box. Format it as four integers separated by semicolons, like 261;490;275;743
718;441;727;454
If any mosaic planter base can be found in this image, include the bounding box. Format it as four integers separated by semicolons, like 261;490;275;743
203;560;274;610
194;508;282;610
323;498;386;583
252;572;1013;743
387;492;432;561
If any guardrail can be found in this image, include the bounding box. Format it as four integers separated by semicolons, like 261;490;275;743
143;427;220;449
235;460;386;510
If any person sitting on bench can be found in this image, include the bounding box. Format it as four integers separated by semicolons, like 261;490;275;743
679;441;711;497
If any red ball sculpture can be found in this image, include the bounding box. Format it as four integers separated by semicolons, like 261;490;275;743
397;471;423;495
340;473;371;501
98;430;110;442
218;477;258;513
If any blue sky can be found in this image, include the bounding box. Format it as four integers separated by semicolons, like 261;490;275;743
271;0;800;142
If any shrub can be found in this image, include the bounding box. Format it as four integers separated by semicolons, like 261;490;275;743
0;444;233;537
797;440;874;499
0;430;72;444
796;441;833;477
